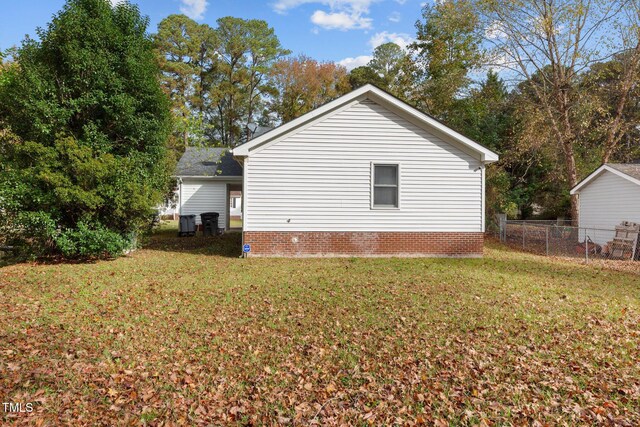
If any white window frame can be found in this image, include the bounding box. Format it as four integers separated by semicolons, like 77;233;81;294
371;162;401;210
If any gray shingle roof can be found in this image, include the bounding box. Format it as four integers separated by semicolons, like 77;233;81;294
607;163;640;181
176;147;242;177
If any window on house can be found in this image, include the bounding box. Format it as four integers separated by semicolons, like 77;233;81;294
373;164;399;208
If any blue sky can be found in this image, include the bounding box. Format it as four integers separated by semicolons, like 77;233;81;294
0;0;429;70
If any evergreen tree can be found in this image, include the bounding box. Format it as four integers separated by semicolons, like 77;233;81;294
154;14;219;150
348;65;385;89
411;0;483;118
0;0;172;259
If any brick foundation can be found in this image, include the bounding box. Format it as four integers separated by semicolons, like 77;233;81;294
243;231;484;257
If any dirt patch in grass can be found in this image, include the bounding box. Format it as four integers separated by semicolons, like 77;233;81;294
1;226;639;425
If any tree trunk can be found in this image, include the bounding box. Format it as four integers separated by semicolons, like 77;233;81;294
556;89;580;225
561;138;579;225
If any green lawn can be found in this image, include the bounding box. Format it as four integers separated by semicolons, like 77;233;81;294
1;224;639;425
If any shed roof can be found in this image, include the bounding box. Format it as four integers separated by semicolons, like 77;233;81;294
570;163;640;194
176;147;242;178
607;163;640;181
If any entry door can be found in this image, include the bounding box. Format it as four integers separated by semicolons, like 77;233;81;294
227;184;243;229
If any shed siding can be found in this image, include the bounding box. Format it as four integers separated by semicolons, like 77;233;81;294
180;179;227;227
578;170;640;232
245;99;483;232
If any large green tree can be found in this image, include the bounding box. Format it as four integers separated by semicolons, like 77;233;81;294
0;0;172;259
348;65;386;89
368;42;416;101
581;52;640;164
154;14;218;150
411;0;483;118
155;15;289;147
348;43;416;101
476;0;640;222
213;17;289;145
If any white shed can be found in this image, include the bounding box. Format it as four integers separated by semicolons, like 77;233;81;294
232;84;499;257
570;163;640;243
175;147;243;230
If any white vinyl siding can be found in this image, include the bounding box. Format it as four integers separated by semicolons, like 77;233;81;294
180;179;227;227
244;99;483;232
578;170;640;237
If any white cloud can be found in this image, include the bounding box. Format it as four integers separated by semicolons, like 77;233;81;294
272;0;312;14
388;11;401;23
273;0;376;31
109;0;124;5
368;31;414;50
180;0;208;20
311;10;372;30
273;0;375;14
338;55;373;71
394;0;407;4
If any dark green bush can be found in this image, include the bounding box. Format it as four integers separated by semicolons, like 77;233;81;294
0;0;172;260
54;222;131;259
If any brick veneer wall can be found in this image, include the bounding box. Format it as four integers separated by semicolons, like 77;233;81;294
243;231;484;257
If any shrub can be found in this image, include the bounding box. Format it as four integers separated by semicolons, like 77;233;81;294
0;0;172;260
54;222;131;259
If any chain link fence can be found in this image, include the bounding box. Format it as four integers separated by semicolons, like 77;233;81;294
494;217;640;262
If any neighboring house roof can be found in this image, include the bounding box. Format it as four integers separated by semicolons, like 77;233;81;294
232;84;499;162
607;163;640;181
176;147;242;178
570;163;640;194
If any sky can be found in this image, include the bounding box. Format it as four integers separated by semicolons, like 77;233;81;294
0;0;430;70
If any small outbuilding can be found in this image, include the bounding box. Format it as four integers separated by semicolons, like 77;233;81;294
570;163;640;239
175;147;243;230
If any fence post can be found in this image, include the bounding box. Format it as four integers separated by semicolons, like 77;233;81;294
585;229;589;263
498;214;506;242
523;222;526;249
546;226;549;256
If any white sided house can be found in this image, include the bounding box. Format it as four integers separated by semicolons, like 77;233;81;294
570;163;640;244
175;147;243;230
232;84;499;257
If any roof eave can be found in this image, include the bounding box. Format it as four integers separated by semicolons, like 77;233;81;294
231;84;499;162
570;164;640;194
174;175;243;179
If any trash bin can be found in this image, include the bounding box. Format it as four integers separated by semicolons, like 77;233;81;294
178;214;196;237
200;212;220;236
